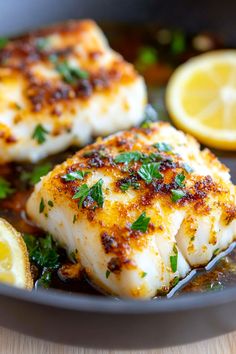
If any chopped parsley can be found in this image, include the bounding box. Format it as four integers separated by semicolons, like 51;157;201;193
62;170;90;182
114;151;143;164
175;173;185;187
48;200;54;207
171;276;180;287
106;270;111;279
213;248;220;256
73;184;90;207
170;244;178;272
21;163;52;185
171;189;186;202
131;212;150;233
39;198;45;213
119;179;140;192
73;215;77;224
0;177;14;199
154;142;173;152
141;272;147;278
138;162;162;184
37;271;52;288
0;37;8;49
73;179;104;208
55;61;89;84
32;124;49;144
136;46;158;68
23;233;60;269
171;31;186;55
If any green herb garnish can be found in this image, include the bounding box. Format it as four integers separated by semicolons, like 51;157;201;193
39;198;45;213
114;151;143;164
0;37;8;49
106;270;111;279
154;142;173;152
119;179;140;192
48;200;54;207
32;124;49;144
213;248;220;256
131;212;150;233
175;173;185;187
73;179;104;208
171;31;186;55
170;244;178;272
62;170;90;182
171;189;186;202
141;272;147;278
0;177;14;199
23;233;60;269
90;179;104;208
37;271;52;288
56;61;89;84
136;46;158;67
73;184;90;207
21;163;52;185
171;276;180;287
138;162;162;184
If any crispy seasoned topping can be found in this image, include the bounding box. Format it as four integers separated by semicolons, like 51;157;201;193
0;20;137;113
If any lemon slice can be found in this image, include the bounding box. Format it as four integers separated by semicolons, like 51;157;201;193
166;50;236;150
0;218;33;289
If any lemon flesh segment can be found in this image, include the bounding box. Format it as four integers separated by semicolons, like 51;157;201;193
166;50;236;150
0;218;33;289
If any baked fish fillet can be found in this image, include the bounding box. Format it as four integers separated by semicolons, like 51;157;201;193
27;122;236;298
0;20;146;163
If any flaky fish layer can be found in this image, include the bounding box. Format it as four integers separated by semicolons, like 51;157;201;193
27;122;236;298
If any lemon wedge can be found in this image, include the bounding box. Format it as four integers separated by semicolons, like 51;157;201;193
0;218;33;289
166;50;236;150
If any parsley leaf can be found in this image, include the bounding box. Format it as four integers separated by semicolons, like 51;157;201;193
114;151;143;164
175;173;185;187
171;31;186;55
106;270;111;279
171;189;186;202
131;212;150;233
23;234;60;269
62;170;90;182
136;46;158;68
171;276;180;287
39;198;45;213
0;37;8;49
56;61;89;84
32;124;49;144
21;163;52;185
138;162;162;184
119;179;140;192
73;179;104;208
90;179;104;208
37;271;52;288
0;177;14;199
170;244;178;272
73;184;90;207
154;142;173;152
141;272;147;278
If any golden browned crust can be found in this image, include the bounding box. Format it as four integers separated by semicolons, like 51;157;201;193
0;20;139;146
40;122;236;272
